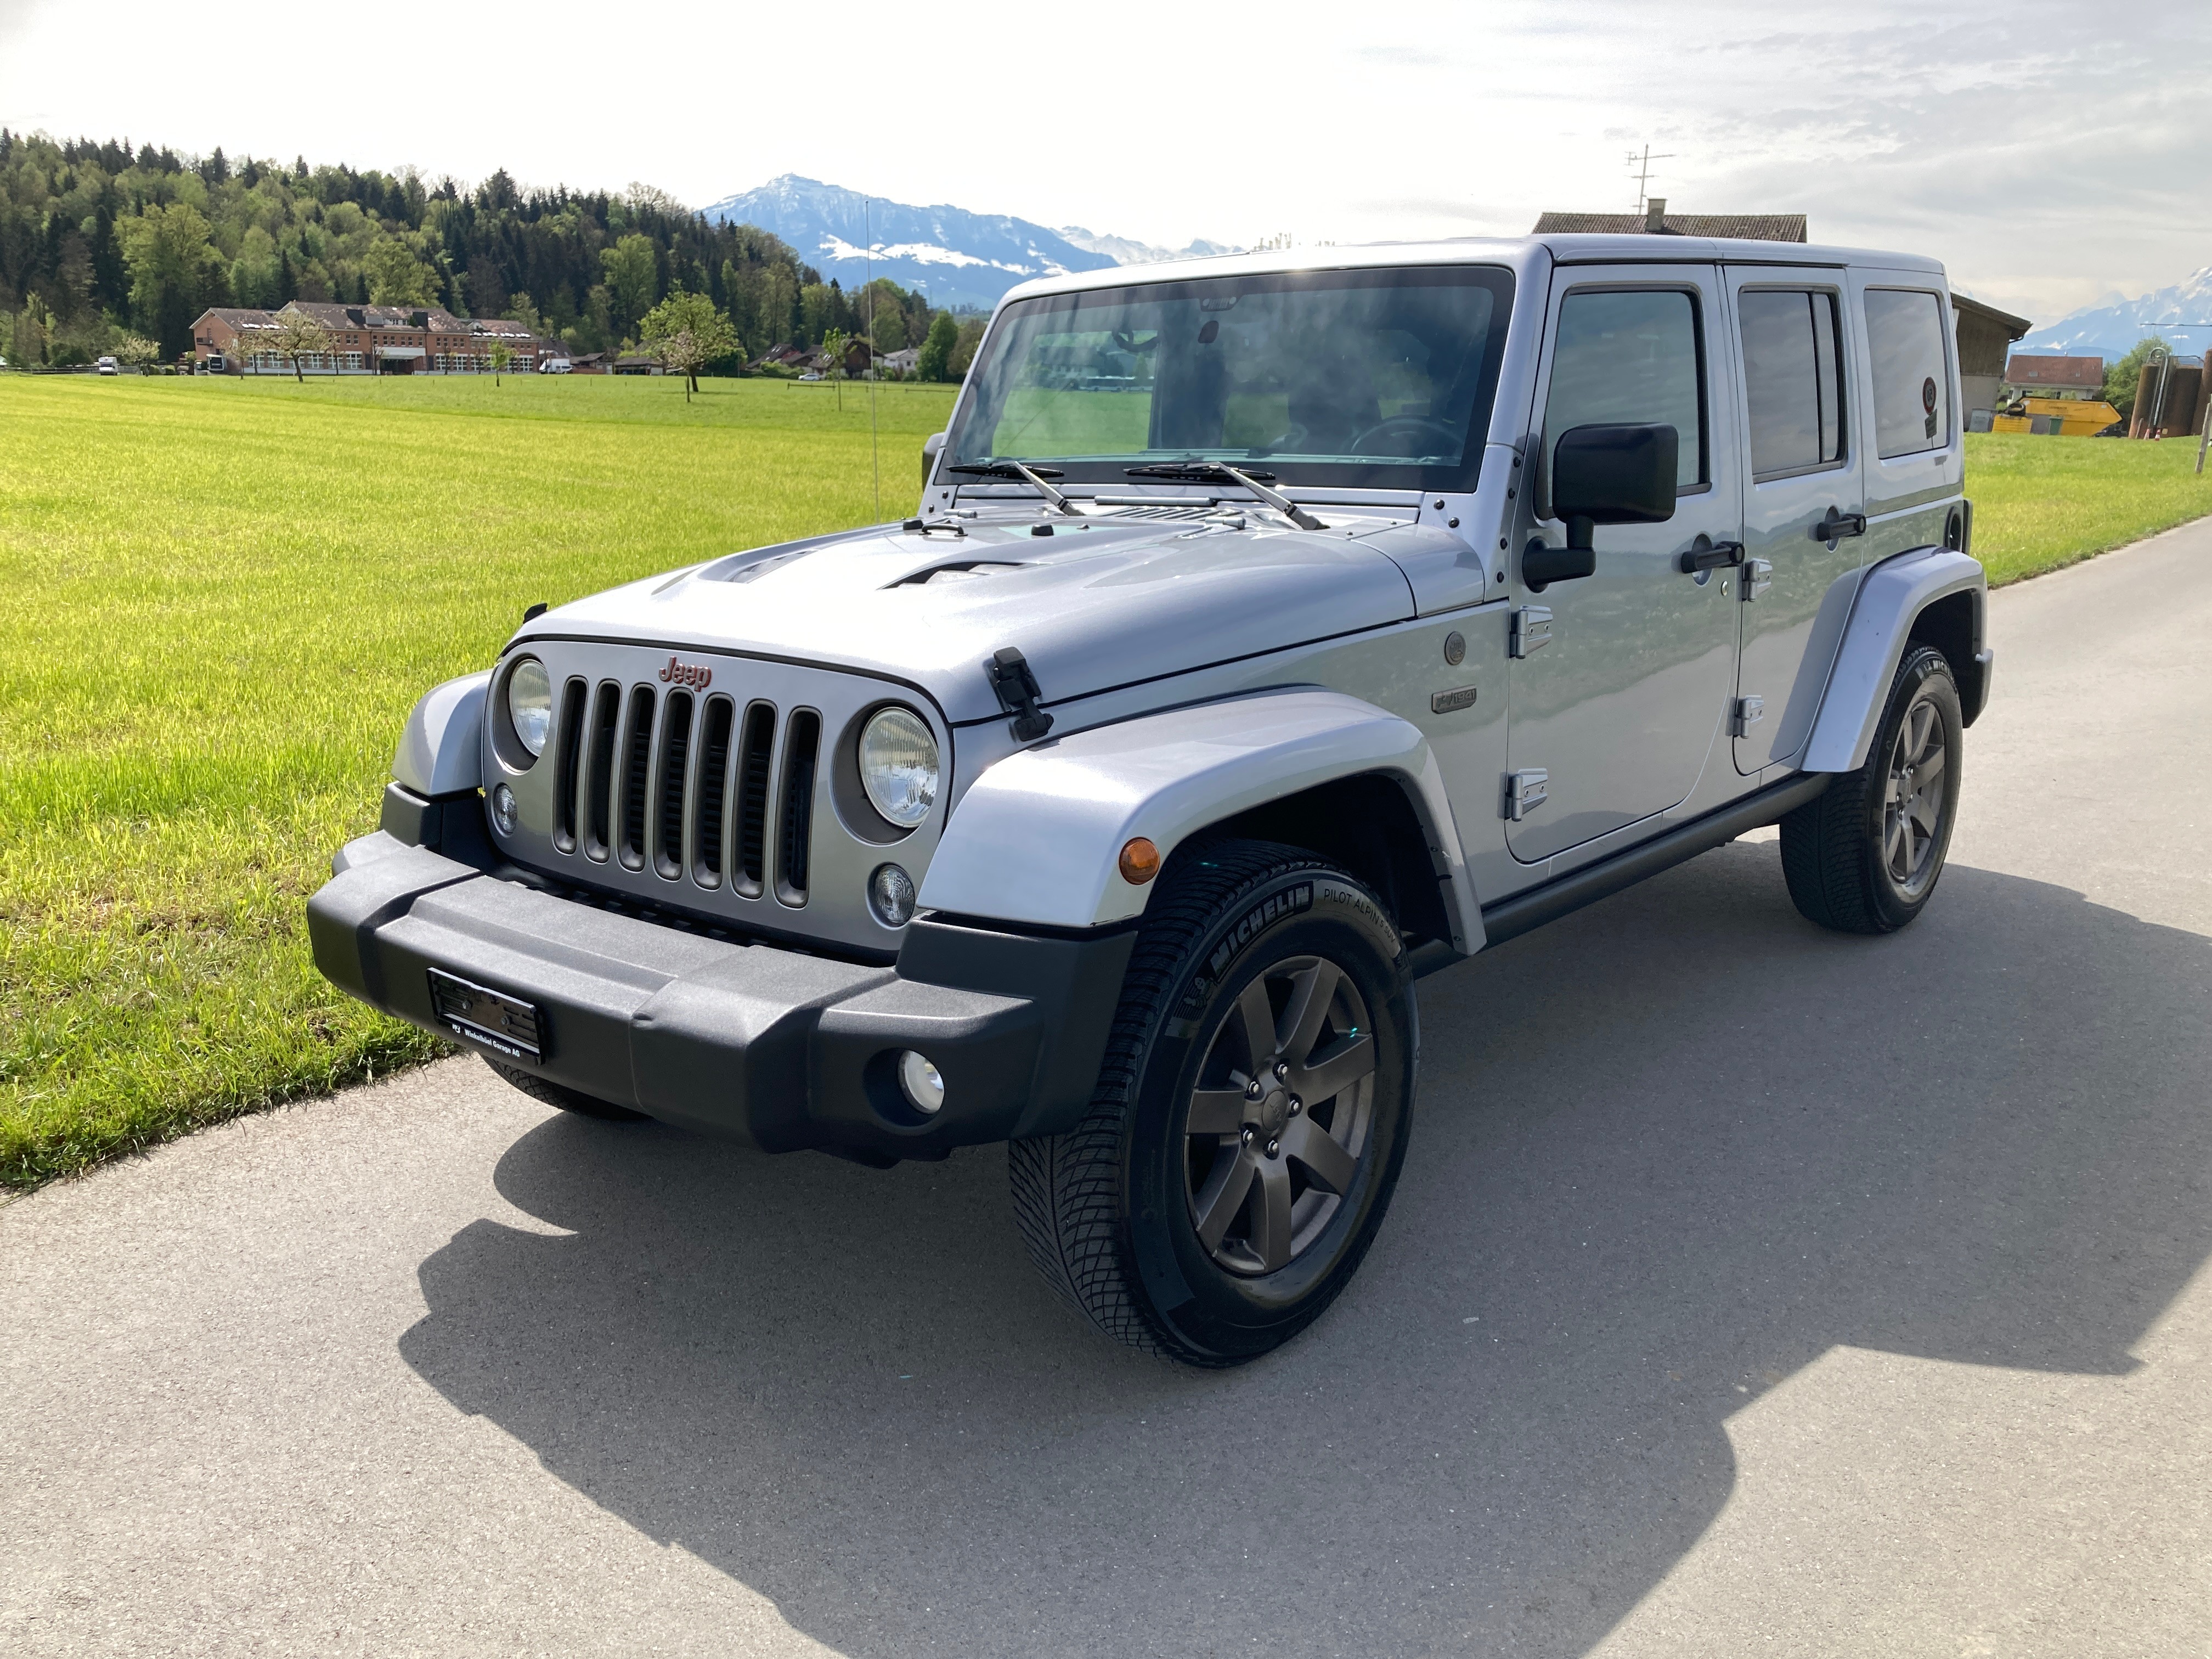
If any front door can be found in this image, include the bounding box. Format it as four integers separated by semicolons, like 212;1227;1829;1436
1726;270;1866;772
1505;265;1744;863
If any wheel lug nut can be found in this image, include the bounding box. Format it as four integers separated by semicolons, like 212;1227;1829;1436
1273;1060;1289;1082
1245;1079;1264;1101
1266;1139;1280;1158
1288;1097;1302;1115
1240;1127;1255;1146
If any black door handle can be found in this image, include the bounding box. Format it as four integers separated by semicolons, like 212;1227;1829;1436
1679;539;1744;573
1811;508;1866;541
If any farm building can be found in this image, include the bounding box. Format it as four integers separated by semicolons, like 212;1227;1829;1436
191;303;548;374
1954;295;2032;425
2004;356;2105;399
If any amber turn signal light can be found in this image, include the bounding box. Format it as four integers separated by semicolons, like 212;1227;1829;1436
1118;837;1161;885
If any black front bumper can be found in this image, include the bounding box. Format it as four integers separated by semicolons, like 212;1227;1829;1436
308;831;1134;1161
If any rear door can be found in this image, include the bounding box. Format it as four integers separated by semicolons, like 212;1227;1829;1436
1504;263;1744;862
1725;268;1865;772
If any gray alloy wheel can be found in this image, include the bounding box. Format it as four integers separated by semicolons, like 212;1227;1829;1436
1881;686;1949;902
1183;955;1377;1276
1008;838;1416;1367
1780;644;1962;935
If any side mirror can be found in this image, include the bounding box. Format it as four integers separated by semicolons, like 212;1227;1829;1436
1526;422;1679;589
921;431;946;488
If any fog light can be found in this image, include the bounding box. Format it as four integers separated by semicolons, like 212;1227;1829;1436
490;783;519;835
898;1050;944;1115
868;862;917;927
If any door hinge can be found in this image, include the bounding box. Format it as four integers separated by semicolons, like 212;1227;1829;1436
1503;769;1549;820
1739;558;1773;602
1510;606;1553;658
1730;695;1766;737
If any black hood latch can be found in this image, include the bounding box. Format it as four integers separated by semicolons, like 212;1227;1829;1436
985;647;1054;743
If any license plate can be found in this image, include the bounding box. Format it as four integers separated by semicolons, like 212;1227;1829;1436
427;969;544;1062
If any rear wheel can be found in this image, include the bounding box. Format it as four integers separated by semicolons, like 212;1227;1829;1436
1780;644;1962;934
1009;840;1417;1367
483;1058;650;1121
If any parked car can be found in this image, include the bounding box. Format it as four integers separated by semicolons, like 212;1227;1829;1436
95;356;119;375
798;370;823;381
538;357;573;375
311;234;1990;1366
202;353;227;375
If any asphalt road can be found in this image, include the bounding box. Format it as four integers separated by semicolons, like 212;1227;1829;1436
7;523;2211;1658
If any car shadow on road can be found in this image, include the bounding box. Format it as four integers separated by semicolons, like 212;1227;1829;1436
398;844;2212;1657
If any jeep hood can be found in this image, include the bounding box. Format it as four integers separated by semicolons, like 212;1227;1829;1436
516;515;1440;725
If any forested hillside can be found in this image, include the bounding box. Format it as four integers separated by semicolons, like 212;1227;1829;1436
0;132;961;373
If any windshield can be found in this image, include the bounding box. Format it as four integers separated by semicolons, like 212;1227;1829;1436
945;265;1515;493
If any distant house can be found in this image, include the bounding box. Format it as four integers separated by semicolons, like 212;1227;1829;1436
2004;355;2105;399
878;347;921;376
1532;200;1808;241
1954;296;2033;424
190;303;552;374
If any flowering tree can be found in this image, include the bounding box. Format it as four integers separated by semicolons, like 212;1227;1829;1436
262;309;336;381
639;290;738;401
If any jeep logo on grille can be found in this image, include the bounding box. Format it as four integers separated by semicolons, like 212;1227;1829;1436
657;654;713;689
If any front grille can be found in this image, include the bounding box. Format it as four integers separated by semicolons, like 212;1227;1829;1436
538;670;825;914
618;686;654;871
775;710;820;905
499;643;947;953
692;696;733;886
656;691;692;879
584;681;620;861
733;701;776;898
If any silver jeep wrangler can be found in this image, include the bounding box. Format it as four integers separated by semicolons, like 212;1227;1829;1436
311;235;1989;1365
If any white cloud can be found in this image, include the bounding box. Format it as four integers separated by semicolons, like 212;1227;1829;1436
2;0;2204;330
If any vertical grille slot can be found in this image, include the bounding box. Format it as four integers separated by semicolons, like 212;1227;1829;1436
617;685;656;871
582;680;620;862
654;691;693;879
692;695;733;888
774;709;821;907
551;679;586;854
732;702;777;898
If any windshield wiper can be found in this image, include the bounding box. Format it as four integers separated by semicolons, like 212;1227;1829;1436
947;460;1083;517
1123;462;1326;530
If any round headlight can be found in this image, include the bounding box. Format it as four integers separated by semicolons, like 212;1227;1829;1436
506;657;553;758
859;707;939;829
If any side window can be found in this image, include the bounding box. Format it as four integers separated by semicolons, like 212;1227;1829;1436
1740;289;1844;478
1544;288;1705;494
1863;288;1951;459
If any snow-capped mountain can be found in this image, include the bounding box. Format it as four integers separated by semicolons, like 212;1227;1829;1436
2016;267;2212;362
1058;226;1243;267
700;176;1116;311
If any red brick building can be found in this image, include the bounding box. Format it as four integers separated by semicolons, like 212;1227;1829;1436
191;303;548;374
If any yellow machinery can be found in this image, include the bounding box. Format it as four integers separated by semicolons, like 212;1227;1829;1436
1991;396;2124;437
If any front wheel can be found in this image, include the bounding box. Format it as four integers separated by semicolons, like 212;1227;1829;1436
1009;840;1417;1367
1780;644;1963;934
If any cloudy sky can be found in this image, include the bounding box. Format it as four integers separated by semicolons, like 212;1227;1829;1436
3;0;2205;326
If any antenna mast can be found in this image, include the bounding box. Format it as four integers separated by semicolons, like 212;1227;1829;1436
1625;144;1675;212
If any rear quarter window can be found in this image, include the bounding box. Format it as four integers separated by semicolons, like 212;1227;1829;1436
1863;288;1951;459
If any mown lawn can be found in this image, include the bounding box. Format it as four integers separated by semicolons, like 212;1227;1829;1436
0;372;956;1188
0;385;2204;1189
1966;430;2212;584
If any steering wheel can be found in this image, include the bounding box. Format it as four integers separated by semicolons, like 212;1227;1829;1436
1347;416;1459;458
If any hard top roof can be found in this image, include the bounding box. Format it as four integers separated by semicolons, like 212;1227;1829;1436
1000;234;1945;307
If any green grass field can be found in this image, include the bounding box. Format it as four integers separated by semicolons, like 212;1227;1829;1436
1961;431;2212;585
1;378;2205;1189
0;373;956;1188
